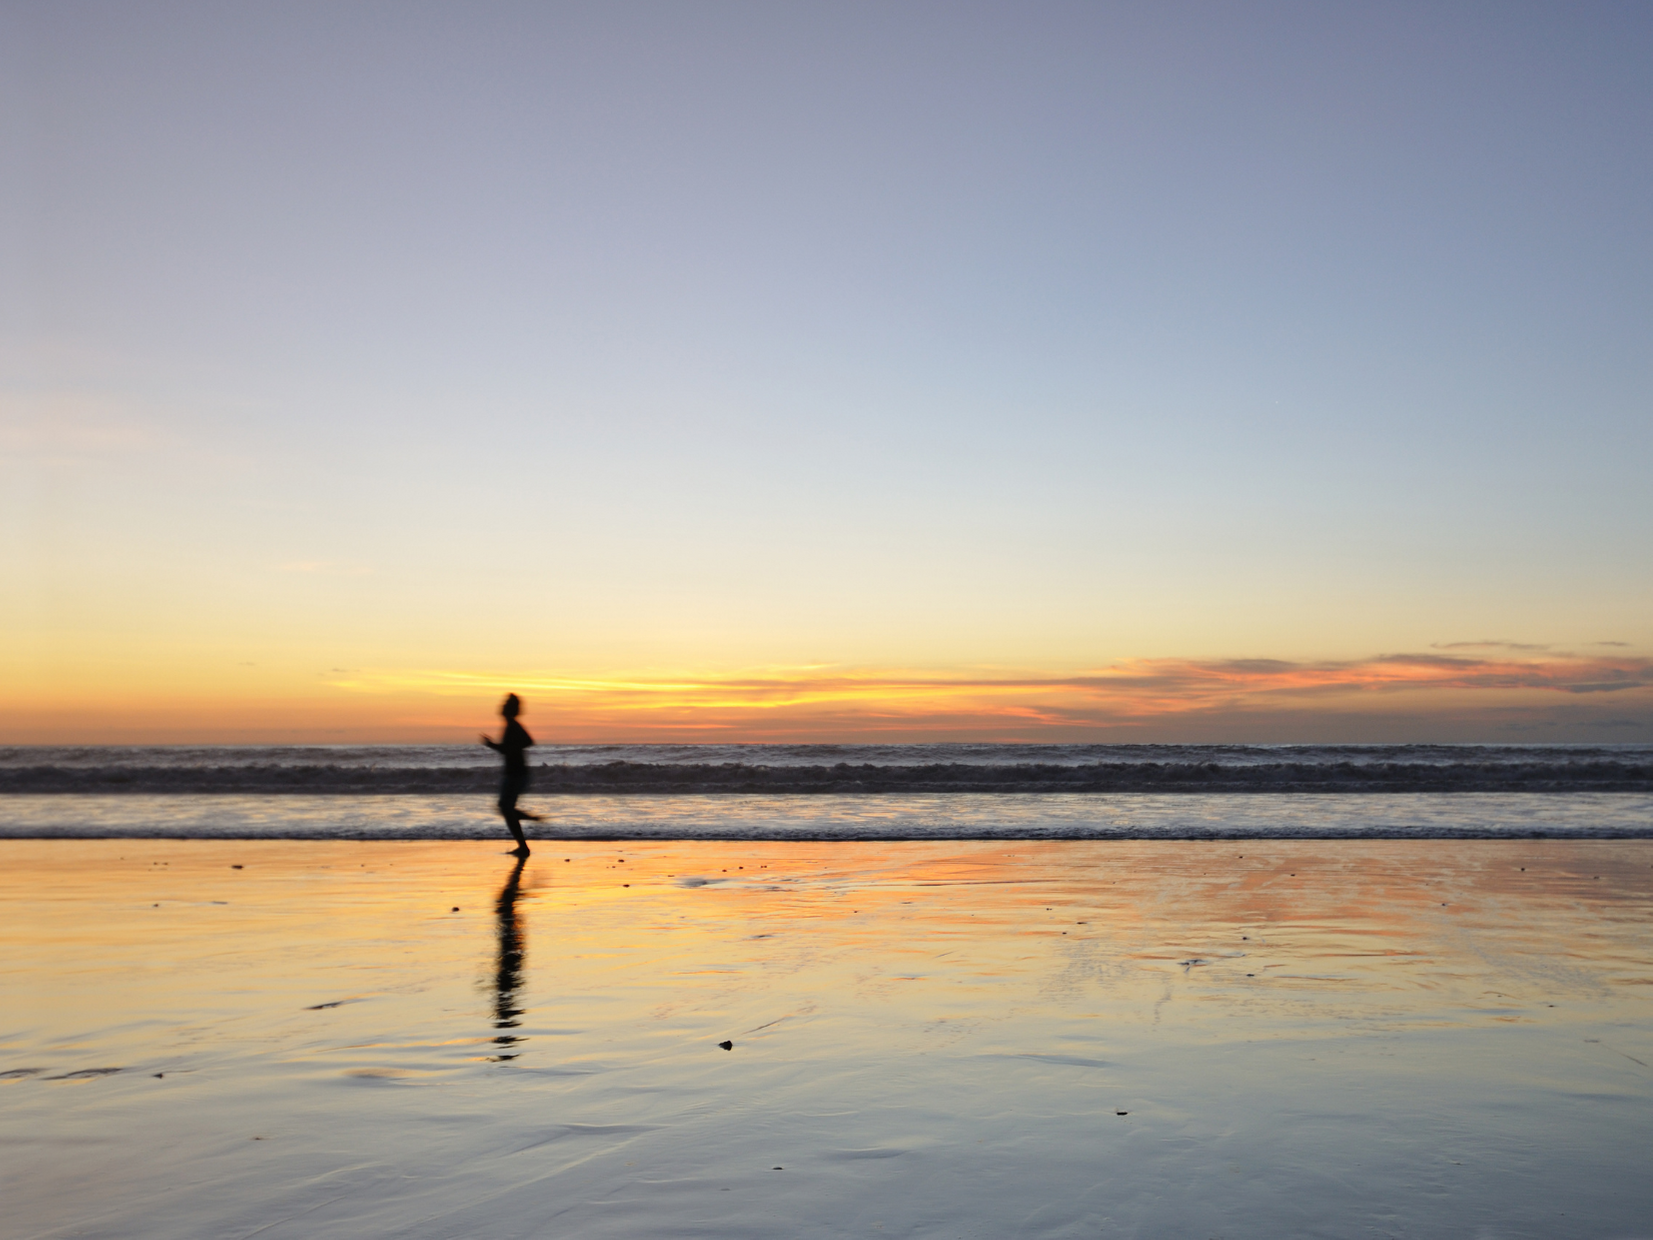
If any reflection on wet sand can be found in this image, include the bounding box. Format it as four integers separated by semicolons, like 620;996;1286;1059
1;838;1649;1240
490;855;527;1060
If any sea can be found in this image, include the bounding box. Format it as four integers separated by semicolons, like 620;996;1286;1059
2;743;1649;841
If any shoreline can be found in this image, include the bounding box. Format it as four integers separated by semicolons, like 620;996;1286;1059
3;790;1650;841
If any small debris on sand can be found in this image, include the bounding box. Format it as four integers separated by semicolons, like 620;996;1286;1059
718;1040;733;1051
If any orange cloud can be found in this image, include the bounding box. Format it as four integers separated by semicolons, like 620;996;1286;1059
8;653;1647;744
320;653;1653;740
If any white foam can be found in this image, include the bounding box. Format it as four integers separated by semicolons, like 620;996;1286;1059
2;791;1649;839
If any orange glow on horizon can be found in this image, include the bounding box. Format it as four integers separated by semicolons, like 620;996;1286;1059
331;652;1653;713
4;652;1648;744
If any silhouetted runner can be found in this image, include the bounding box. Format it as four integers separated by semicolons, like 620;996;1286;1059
482;693;540;855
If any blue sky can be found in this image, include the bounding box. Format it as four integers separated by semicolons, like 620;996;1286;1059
4;2;1651;740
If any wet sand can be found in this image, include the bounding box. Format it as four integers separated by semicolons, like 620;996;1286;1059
3;839;1651;1239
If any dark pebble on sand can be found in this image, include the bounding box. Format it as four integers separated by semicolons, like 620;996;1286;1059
718;1040;733;1050
452;907;460;912
231;865;243;869
772;1166;783;1170
1116;1111;1128;1116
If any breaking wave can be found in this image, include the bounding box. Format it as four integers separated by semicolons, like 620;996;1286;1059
2;743;1649;794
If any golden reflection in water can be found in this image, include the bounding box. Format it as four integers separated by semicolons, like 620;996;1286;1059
2;838;1647;1059
3;839;1651;1240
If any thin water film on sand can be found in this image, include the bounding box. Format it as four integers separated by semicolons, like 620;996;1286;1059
2;838;1650;1239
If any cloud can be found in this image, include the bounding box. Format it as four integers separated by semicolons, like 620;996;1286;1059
324;652;1653;738
0;392;157;457
1430;640;1550;652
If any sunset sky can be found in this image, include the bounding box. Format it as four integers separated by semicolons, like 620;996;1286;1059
4;1;1651;743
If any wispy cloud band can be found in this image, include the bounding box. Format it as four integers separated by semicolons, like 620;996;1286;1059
325;652;1653;735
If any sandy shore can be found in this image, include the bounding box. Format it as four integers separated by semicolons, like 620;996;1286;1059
3;839;1650;1239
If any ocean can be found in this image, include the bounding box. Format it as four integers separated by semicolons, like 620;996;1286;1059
3;743;1649;840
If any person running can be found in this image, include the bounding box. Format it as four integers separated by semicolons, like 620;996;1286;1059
482;693;540;855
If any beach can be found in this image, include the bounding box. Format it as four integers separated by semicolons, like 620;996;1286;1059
5;836;1650;1239
12;1;1652;1232
14;1;1653;1234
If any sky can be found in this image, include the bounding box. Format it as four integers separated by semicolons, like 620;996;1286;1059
3;0;1651;744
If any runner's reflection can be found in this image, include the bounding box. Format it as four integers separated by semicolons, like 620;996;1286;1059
490;855;528;1060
